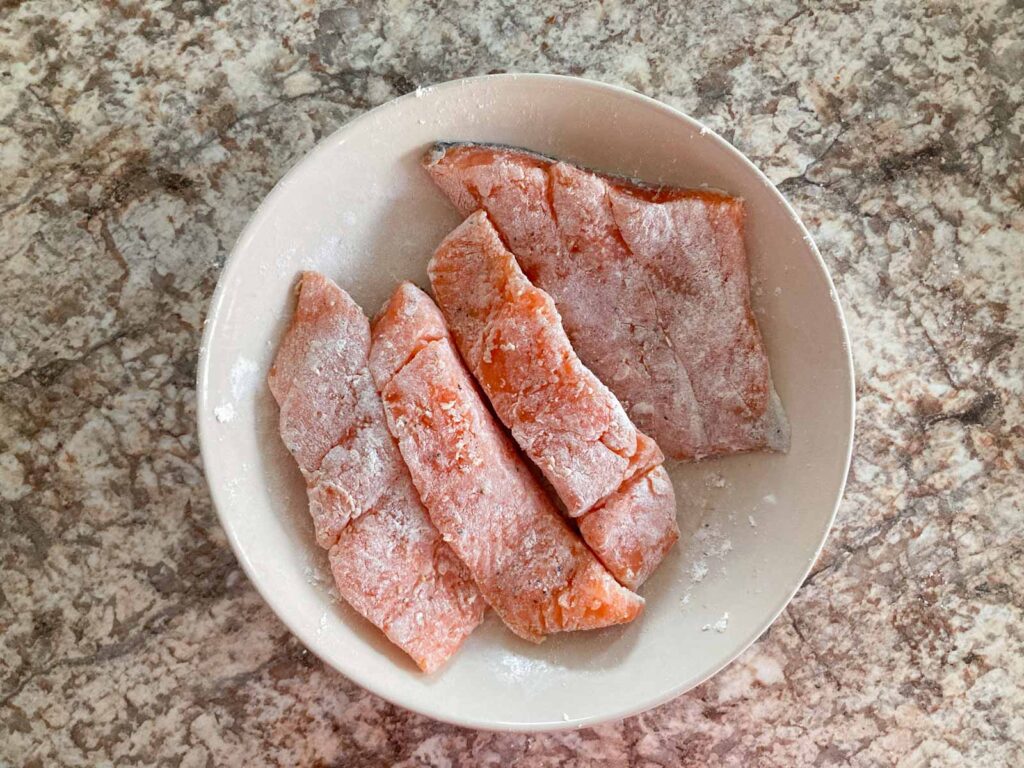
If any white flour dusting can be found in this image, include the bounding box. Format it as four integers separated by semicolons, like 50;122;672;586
702;613;730;633
494;651;561;692
686;520;734;595
275;246;298;275
214;403;236;423
304;563;327;588
705;472;727;489
695;523;734;560
230;357;259;400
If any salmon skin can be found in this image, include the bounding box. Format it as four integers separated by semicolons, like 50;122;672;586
369;282;644;641
429;211;679;588
269;272;484;673
424;142;790;462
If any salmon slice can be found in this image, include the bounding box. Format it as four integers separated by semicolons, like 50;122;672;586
269;272;484;672
369;282;644;641
429;211;679;587
424;142;790;461
578;466;678;590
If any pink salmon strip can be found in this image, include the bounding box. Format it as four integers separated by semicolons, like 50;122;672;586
369;282;644;641
269;272;484;672
429;212;679;588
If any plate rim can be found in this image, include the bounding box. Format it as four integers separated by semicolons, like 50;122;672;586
196;72;856;732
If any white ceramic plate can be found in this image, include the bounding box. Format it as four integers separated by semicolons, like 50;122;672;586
197;74;854;731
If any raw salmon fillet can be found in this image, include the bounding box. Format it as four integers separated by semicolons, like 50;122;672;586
429;211;679;588
269;272;484;672
424;142;790;461
369;282;644;641
578;466;678;590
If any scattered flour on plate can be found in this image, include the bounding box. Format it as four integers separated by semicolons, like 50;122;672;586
214;403;236;423
763;493;778;506
702;613;730;633
705;472;727;489
748;515;758;528
275;246;298;275
303;562;335;599
695;523;734;560
493;651;562;694
230;357;259;400
685;520;734;592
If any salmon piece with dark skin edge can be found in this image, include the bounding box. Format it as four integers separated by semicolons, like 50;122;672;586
269;272;484;673
423;142;790;462
369;282;644;641
429;211;679;588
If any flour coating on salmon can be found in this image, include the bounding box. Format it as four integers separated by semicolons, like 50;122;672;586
369;282;644;641
424;142;790;461
269;272;483;672
429;212;679;589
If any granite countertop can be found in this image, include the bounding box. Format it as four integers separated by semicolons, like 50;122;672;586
2;1;1022;765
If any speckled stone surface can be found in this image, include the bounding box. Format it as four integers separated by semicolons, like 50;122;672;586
2;1;1022;765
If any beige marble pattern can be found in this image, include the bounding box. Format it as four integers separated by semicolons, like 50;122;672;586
1;1;1022;765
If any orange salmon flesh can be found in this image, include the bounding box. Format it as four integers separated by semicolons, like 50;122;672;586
429;211;679;588
369;282;644;641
